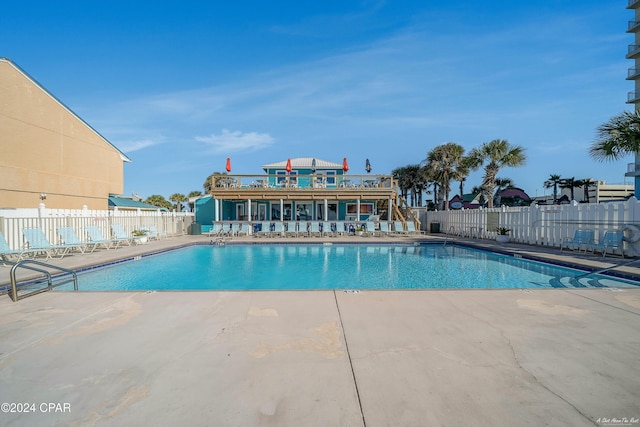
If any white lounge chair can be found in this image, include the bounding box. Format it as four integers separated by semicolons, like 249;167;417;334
237;223;250;237
255;222;271;237
56;227;90;253
298;221;309;237
393;221;408;235
364;221;378;237
272;222;285;237
309;222;321;237
22;227;80;260
207;223;224;237
379;222;392;236
110;224;133;246
405;222;424;235
0;231;38;262
285;221;298;237
85;226;118;250
322;221;334;237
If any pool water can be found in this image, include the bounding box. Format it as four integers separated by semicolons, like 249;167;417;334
59;244;640;291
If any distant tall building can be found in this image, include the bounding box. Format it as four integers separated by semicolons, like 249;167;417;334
626;1;640;196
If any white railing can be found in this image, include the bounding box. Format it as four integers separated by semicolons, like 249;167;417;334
0;207;194;251
421;198;640;253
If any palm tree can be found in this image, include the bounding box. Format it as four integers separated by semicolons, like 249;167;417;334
544;174;562;204
590;110;640;161
423;142;466;210
405;165;423;207
467;139;526;208
575;178;595;203
493;177;514;207
560;177;581;202
392;166;411;202
591;110;640;198
145;194;172;210
203;171;232;192
169;193;188;212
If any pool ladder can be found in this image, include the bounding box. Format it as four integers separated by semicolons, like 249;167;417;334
1;259;77;302
443;226;456;245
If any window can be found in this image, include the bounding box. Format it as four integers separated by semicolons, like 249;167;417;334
346;203;374;215
326;171;336;186
276;170;297;186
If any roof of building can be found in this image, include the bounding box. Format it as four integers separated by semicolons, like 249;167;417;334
261;157;343;170
0;57;131;163
498;188;531;199
108;195;165;210
461;193;482;203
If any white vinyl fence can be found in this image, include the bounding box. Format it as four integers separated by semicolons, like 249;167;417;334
420;198;640;255
0;206;194;251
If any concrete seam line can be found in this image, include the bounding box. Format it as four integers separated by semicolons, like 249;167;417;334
333;289;367;427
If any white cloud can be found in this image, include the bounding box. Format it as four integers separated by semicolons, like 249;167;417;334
117;139;161;153
195;129;274;153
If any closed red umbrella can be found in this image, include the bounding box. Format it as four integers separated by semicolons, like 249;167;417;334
342;157;349;172
285;158;292;173
226;157;231;173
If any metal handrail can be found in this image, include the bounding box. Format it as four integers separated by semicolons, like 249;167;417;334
6;259;77;302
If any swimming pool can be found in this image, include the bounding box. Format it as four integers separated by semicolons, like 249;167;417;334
59;244;639;291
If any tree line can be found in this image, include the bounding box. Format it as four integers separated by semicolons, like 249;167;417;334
395;109;640;211
392;139;526;210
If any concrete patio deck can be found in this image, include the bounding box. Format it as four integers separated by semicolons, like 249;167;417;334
1;235;639;426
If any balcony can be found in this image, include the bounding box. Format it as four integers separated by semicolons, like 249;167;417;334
628;68;640;80
629;20;640;33
628;0;640;9
626;163;640;177
207;173;398;200
628;91;640;103
627;44;640;59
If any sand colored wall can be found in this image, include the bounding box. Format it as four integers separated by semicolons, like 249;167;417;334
0;59;128;209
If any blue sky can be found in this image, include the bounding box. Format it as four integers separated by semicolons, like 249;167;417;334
2;0;634;201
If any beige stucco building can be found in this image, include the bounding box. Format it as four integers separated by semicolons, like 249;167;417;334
0;58;130;209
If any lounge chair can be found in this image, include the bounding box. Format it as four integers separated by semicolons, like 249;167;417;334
322;221;334;237
405;222;424;235
255;222;271;237
272;222;285;237
364;221;379;237
560;230;594;252
379;222;392;236
237;223;250;237
298;221;309;237
0;231;37;262
56;227;90;254
148;225;167;239
309;222;321;237
207;223;224;237
220;223;233;236
230;223;240;237
110;224;133;246
393;221;408;235
334;221;347;236
140;226;166;240
285;221;298;237
22;227;79;260
587;231;625;258
85;226;118;250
